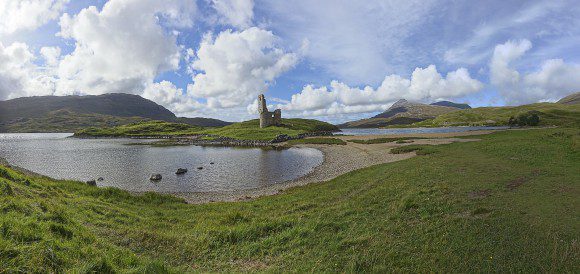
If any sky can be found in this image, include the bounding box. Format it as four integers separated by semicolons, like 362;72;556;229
1;0;579;123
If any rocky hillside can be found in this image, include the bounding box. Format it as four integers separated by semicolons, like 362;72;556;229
557;92;580;105
0;94;231;132
339;99;468;128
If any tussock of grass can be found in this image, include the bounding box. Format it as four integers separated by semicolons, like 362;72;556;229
287;138;346;145
1;128;579;272
348;137;426;144
390;144;437;155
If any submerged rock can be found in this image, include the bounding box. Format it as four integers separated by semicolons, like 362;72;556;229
197;167;203;170
176;168;188;175
210;162;215;165
150;174;162;181
86;180;97;186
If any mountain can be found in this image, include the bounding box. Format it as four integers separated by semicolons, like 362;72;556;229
339;99;467;128
0;93;231;132
557;92;580;105
430;101;471;109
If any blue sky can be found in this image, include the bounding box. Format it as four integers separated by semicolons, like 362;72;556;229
1;0;579;122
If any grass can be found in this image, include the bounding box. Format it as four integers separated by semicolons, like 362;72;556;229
287;138;347;145
1;127;579;272
414;102;580;127
200;118;339;141
75;121;204;137
348;137;427;144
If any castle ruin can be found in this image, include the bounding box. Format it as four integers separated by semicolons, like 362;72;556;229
258;94;282;128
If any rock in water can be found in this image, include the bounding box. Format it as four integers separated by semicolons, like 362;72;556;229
176;168;188;175
210;162;215;165
197;167;203;170
150;174;162;181
97;177;104;181
86;180;97;186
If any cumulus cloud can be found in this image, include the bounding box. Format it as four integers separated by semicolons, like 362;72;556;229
0;42;58;100
0;0;68;34
212;0;254;28
142;81;203;114
54;0;197;95
279;65;483;116
187;27;298;108
490;39;580;104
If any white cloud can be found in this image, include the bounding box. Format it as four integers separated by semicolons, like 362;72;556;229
54;0;197;95
490;39;580;104
444;1;578;65
0;42;57;100
212;0;254;28
142;81;203;114
0;0;68;35
187;27;298;108
279;65;483;116
259;0;440;85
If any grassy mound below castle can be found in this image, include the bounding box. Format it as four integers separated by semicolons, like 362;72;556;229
1;127;578;272
75;118;339;141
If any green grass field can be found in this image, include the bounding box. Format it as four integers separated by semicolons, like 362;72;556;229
1;128;578;272
413;102;580;127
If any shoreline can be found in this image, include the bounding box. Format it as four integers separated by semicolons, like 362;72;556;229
159;130;496;203
1;129;500;204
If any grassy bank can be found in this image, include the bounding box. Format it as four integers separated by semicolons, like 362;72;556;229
1;128;578;272
413;102;580;127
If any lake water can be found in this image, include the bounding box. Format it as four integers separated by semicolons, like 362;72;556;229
0;133;323;193
338;126;508;136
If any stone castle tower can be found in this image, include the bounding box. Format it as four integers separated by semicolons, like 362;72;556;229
258;94;281;128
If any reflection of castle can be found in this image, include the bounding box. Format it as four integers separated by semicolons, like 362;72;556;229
258;94;281;128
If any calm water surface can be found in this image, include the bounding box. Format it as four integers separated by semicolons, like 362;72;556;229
339;126;508;136
0;133;323;192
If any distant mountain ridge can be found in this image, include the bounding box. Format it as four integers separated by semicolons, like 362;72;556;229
0;93;231;132
430;101;471;109
339;99;469;128
557;92;580;105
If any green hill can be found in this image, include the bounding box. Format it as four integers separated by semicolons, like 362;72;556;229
1;127;578;272
414;102;580;127
75;121;204;137
201;118;339;141
74;118;339;141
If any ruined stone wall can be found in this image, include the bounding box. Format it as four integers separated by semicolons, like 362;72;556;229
258;94;282;128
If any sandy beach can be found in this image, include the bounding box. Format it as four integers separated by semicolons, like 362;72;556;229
172;129;496;203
